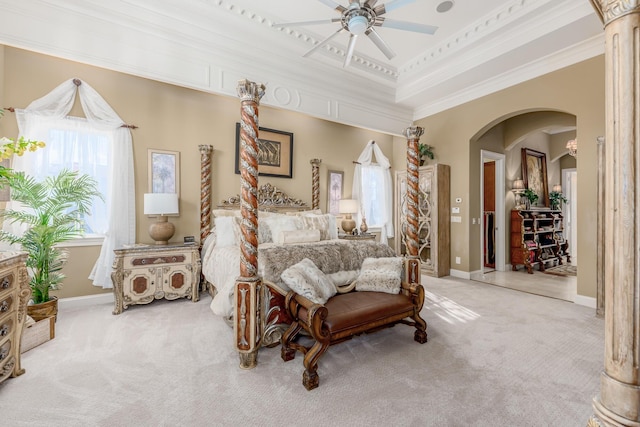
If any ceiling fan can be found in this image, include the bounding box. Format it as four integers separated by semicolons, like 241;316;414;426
273;0;438;67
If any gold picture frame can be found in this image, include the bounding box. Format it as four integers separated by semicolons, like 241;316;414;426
327;170;344;215
235;123;293;178
148;149;180;195
521;148;548;208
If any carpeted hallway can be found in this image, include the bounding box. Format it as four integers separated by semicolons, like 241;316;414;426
0;275;603;426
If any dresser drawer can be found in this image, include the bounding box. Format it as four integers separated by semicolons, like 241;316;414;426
0;293;15;317
0;338;13;364
0;314;14;345
126;251;192;268
0;271;14;298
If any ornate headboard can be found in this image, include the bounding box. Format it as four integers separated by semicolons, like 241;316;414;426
218;183;309;212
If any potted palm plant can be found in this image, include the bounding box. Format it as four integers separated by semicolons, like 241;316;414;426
0;169;102;321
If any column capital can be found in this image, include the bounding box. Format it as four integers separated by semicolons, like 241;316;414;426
590;0;640;25
402;126;424;141
237;79;265;103
310;158;322;166
198;144;213;155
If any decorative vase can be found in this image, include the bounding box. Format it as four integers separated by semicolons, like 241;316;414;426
27;296;58;322
360;217;368;234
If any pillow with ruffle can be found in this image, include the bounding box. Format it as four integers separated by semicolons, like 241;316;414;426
281;258;336;304
353;257;403;294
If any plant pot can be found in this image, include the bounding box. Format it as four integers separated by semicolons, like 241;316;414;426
27;296;58;322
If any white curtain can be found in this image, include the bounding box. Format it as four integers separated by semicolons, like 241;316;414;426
13;78;135;288
352;140;394;243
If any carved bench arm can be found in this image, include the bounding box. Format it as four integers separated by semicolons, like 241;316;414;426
401;281;425;312
285;290;330;343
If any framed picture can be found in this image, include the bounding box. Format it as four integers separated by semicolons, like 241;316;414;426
327;170;344;215
148;149;180;195
235;123;293;178
521;148;548;207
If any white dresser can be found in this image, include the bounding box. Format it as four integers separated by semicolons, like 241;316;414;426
0;252;30;385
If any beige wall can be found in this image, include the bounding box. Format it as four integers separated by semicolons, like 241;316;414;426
393;56;604;298
0;46;393;299
0;46;605;300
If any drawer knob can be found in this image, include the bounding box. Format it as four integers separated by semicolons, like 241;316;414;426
0;301;8;312
0;278;9;289
0;325;7;336
0;349;7;361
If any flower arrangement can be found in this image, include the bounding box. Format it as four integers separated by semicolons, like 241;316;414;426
0;109;45;177
549;191;568;210
522;188;538;208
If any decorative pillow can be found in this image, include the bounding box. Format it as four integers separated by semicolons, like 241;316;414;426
286;209;323;216
214;216;241;247
299;213;338;240
353;257;403;294
281;258;336;305
263;216;303;245
212;209;241;218
280;229;321;244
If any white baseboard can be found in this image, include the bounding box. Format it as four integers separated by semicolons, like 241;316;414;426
574;294;597;309
59;293;114;310
449;269;471;280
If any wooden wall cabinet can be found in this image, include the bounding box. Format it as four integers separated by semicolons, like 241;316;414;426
395;164;450;277
510;209;570;274
111;243;201;314
0;252;29;385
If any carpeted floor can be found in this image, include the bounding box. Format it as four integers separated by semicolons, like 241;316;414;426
0;275;603;426
544;264;578;277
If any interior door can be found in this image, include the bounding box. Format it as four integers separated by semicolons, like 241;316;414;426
483;161;496;269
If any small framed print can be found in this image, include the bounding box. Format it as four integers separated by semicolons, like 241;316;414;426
148;149;180;195
327;170;344;215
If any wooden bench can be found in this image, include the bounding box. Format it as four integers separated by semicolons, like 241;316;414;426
281;280;427;390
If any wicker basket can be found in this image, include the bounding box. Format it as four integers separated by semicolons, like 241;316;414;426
27;297;58;322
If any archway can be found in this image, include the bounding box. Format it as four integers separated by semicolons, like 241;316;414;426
468;110;578;300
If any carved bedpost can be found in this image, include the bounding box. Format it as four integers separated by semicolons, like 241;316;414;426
402;126;423;285
310;158;321;210
234;79;265;370
199;144;214;246
588;2;640;426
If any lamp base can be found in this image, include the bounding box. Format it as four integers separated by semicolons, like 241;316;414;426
342;216;356;234
149;215;175;245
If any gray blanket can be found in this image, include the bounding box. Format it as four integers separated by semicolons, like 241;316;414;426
258;239;396;288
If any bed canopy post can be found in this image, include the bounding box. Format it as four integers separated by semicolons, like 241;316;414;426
310;158;321;210
198;144;214;246
235;79;266;369
402;126;424;284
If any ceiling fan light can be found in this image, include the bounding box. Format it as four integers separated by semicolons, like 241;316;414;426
349;15;368;35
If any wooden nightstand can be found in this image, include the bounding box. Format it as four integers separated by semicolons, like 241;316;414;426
339;233;376;241
111;243;201;315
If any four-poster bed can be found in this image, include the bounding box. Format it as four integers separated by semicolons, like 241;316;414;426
197;79;427;371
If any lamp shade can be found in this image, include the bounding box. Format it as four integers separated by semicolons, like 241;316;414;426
512;179;524;191
339;199;359;214
552;184;562;193
144;193;179;216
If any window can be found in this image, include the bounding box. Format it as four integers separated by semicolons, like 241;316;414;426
358;164;387;228
16;116;111;237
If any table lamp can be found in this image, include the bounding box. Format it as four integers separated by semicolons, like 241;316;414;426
144;193;179;245
339;199;358;234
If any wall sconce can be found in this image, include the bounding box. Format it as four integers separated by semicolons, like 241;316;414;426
512;178;525;210
339;199;358;234
566;139;577;157
144;193;179;245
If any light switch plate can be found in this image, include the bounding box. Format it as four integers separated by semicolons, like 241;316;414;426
452;207;460;214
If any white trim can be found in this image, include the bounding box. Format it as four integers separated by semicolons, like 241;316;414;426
58;293;113;310
574;294;596;309
58;236;105;248
449;269;471;280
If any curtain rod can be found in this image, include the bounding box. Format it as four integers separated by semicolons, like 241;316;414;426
2;107;138;129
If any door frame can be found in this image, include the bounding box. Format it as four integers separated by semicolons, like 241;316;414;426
480;150;506;273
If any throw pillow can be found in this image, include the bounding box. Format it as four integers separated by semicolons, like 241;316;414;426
215;216;240;247
353;257;403;294
299;213;338;240
280;229;321;244
281;258;336;304
263;216;303;245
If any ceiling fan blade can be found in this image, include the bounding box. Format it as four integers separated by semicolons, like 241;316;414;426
374;0;415;15
365;0;380;7
273;18;341;28
344;34;358;67
376;18;438;34
365;28;395;60
317;0;347;13
303;28;345;58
